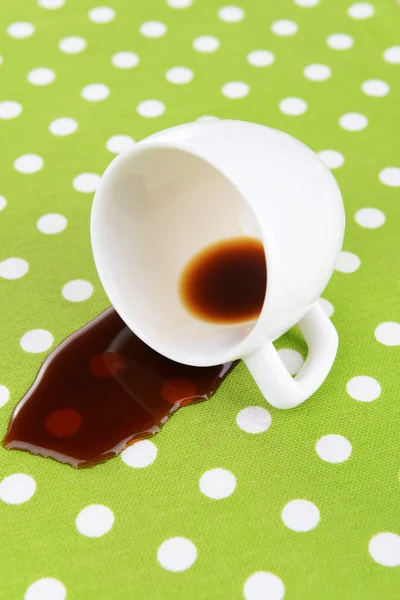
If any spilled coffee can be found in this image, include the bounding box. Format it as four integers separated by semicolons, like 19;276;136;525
3;309;236;468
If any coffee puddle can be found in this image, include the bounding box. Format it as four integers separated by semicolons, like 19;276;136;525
3;308;236;468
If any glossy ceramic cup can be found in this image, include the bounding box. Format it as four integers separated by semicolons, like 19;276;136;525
91;120;345;409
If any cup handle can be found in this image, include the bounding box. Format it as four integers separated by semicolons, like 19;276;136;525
243;302;338;409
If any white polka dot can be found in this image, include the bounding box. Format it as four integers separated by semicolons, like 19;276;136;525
316;434;352;463
335;251;361;273
0;385;10;408
327;33;354;50
0;474;36;504
218;5;245;22
76;504;114;538
157;537;197;572
37;213;67;234
111;51;139;69
278;349;304;376
303;64;331;81
221;81;249;98
383;46;400;64
361;79;389;97
166;66;193;84
271;19;298;36
137;99;165;118
247;50;275;67
197;115;218;121
355;208;385;228
81;83;109;102
62;279;93;302
167;0;192;6
0;55;3;65
49;117;78;136
374;322;400;346
0;257;29;280
318;298;334;317
106;134;135;154
193;36;220;53
7;22;35;39
279;97;307;115
318;150;344;169
25;578;66;600
139;21;167;38
199;468;236;499
0;195;6;211
20;329;54;353
38;0;65;8
88;6;115;23
339;112;368;131
27;67;55;86
236;406;272;434
14;154;44;174
121;440;158;468
73;173;101;193
369;533;400;567
0;101;22;119
244;572;285;600
348;2;375;19
346;375;381;402
379;167;400;187
59;36;87;54
281;499;320;532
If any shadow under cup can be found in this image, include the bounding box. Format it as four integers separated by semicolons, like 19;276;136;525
91;146;267;366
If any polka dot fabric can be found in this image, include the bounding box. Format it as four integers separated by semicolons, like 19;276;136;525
0;0;399;598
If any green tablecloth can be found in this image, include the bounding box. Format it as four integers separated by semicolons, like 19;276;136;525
1;0;400;598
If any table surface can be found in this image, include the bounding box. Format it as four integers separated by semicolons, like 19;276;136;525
1;0;400;598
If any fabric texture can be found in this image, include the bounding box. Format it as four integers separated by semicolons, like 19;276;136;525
1;0;400;598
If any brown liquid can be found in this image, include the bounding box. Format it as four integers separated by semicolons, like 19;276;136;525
3;309;236;468
179;236;267;325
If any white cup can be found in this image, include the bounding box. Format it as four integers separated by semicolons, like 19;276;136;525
91;120;345;409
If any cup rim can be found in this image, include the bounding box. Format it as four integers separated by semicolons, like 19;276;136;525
91;138;274;366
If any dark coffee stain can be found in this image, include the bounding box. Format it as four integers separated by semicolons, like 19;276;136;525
3;309;236;468
179;236;266;325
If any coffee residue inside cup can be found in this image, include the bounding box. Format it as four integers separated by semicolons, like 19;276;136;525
179;236;267;324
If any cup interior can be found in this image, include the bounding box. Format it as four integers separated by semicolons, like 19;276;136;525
92;146;265;365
